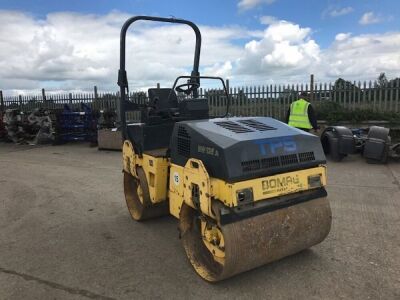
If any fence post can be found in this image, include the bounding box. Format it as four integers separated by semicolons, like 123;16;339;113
0;90;4;112
19;95;23;110
41;88;47;109
69;93;73;105
225;79;230;114
396;79;399;113
157;83;160;89
310;74;314;102
93;86;98;110
94;86;98;100
116;91;121;126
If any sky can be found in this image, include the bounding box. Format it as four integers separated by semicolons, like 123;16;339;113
0;0;399;95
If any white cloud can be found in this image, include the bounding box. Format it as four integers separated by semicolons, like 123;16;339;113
0;10;246;93
260;15;278;25
0;10;399;94
232;19;400;83
329;6;353;17
238;0;276;11
235;21;320;79
322;6;354;19
323;32;400;79
335;33;352;41
359;12;383;25
203;61;233;78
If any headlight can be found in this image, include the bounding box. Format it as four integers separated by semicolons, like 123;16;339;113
308;174;322;188
236;188;254;204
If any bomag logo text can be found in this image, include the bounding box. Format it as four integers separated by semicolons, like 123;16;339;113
262;175;300;190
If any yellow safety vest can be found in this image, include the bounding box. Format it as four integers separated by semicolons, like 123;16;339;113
288;99;312;129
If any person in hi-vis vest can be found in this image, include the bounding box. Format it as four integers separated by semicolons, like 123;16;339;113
286;92;318;132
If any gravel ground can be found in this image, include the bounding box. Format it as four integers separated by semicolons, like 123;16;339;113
0;143;399;300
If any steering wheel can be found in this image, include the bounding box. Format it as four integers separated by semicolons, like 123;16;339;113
175;82;200;95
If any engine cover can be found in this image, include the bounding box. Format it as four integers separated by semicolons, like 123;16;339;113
170;117;326;182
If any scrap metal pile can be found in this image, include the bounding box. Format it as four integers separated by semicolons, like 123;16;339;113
97;109;117;129
0;112;6;140
2;108;54;144
0;104;103;146
321;125;400;163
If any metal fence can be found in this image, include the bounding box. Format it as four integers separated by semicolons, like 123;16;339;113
1;79;400;121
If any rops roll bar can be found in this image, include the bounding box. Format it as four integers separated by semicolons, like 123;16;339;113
117;16;202;138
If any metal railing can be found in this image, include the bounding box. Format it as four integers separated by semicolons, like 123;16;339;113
1;79;399;121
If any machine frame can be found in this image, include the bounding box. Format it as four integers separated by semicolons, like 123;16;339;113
118;15;332;282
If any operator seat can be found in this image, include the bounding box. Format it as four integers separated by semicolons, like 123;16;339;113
141;88;179;124
148;88;179;112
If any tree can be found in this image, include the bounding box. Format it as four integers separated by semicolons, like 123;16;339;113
333;78;360;90
376;72;388;87
333;78;361;104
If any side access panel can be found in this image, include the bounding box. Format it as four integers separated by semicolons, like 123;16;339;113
169;164;185;218
168;159;212;219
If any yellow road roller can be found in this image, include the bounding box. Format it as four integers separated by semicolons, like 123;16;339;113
117;16;332;282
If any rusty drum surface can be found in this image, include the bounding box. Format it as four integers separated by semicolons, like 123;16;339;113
180;197;332;282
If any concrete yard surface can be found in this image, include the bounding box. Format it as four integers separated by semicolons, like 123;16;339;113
0;143;399;299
